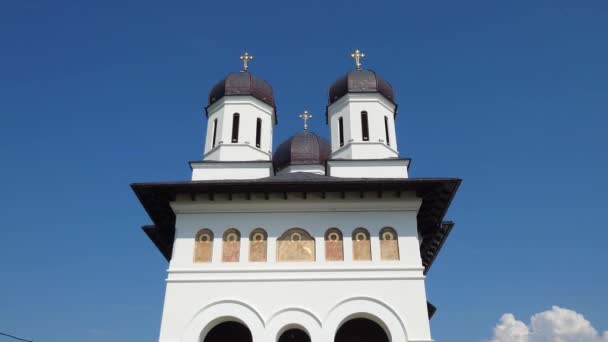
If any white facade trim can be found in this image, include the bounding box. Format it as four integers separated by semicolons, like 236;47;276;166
171;198;422;214
202;143;271;160
276;164;325;175
206;96;275;121
180;299;265;342
174;296;430;342
329;93;397;114
190;161;273;181
168;266;425;273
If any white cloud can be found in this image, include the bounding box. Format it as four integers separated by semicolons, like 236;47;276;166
491;306;608;342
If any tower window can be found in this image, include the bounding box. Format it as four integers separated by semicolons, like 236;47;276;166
255;118;262;148
361;111;369;141
212;118;218;148
338;117;344;147
231;113;240;143
384;116;390;146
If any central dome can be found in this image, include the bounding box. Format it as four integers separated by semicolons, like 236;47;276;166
208;72;275;108
273;131;331;172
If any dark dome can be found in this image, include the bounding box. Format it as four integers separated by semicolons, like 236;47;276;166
208;72;275;108
328;70;395;105
273;130;331;172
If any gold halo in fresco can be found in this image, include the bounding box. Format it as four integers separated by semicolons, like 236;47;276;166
355;232;368;241
226;232;239;242
328;232;340;241
290;232;303;242
382;231;395;240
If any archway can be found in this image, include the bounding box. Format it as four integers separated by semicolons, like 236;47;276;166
335;318;389;342
203;321;252;342
278;328;311;342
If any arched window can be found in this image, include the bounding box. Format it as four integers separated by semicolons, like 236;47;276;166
212;118;218;148
231;113;240;143
338;117;344;147
361;111;369;141
352;228;371;261
278;328;310;342
335;318;389;342
222;228;241;262
255;118;262;148
380;227;399;260
277;228;315;262
249;228;267;262
384;116;390;146
203;321;252;342
325;228;343;261
194;229;213;263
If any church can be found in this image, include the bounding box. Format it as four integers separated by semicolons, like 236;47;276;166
131;50;461;342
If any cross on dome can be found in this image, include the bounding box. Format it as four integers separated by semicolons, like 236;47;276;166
298;111;312;130
239;52;253;72
350;49;366;71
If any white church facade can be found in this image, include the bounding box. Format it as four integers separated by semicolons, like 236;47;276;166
132;51;461;342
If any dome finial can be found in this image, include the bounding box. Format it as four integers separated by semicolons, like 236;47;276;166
239;52;254;72
350;49;365;71
298;111;313;130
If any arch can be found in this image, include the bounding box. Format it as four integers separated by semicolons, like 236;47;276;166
194;229;213;263
325;228;344;261
336;318;389;342
338;117;344;147
181;300;265;342
212;118;218;148
255;118;262;148
322;297;409;342
277;228;315;262
231;113;240;143
384;116;390;146
222;228;241;262
379;227;399;260
361;111;369;141
352;228;371;261
249;228;268;262
203;321;252;342
266;307;322;342
278;329;310;342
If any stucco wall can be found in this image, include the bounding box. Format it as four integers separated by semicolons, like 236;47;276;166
158;196;433;342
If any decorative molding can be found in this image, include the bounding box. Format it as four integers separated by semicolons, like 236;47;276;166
170;199;422;214
206;95;275;117
169;266;425;273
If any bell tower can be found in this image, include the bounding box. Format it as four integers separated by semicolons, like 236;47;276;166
192;53;277;181
326;50;409;178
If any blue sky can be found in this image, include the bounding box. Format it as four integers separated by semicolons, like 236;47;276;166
1;1;607;341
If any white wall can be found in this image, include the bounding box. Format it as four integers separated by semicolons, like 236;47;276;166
204;96;275;161
157;195;433;342
327;159;409;178
190;161;273;181
328;93;398;160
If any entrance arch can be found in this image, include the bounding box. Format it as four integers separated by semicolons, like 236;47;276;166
278;328;311;342
335;318;389;342
203;321;252;342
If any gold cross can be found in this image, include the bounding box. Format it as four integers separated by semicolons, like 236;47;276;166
350;49;365;70
298;111;312;130
240;52;253;72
